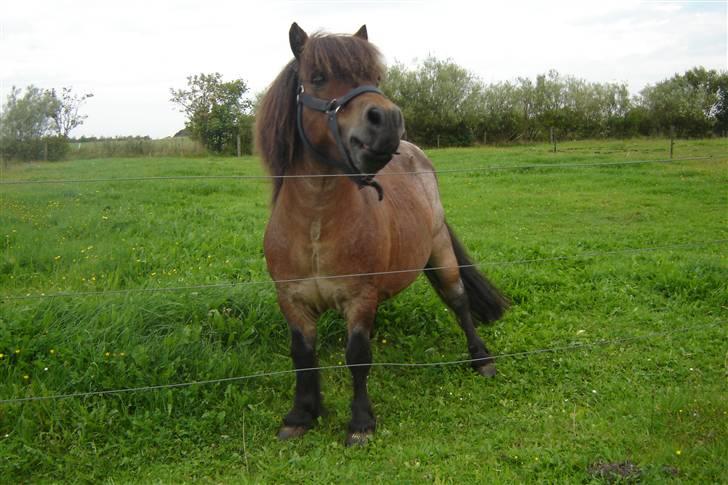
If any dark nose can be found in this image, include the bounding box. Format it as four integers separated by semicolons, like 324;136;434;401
364;104;404;152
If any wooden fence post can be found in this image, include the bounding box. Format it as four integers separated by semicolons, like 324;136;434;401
669;126;675;159
551;127;556;153
236;134;241;157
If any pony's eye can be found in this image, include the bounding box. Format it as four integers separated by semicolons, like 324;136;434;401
311;73;326;86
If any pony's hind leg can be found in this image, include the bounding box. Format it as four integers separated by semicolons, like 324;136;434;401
425;226;498;377
277;300;324;440
342;292;378;446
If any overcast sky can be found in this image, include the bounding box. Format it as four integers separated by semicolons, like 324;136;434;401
1;0;726;138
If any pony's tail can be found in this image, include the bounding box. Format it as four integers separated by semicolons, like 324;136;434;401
428;223;509;325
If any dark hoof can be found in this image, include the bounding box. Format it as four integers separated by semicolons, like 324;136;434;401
476;363;497;377
277;425;308;440
345;430;373;447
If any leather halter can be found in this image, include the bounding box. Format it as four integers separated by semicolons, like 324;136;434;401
296;84;385;201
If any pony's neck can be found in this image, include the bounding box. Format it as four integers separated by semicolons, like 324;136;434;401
279;154;360;214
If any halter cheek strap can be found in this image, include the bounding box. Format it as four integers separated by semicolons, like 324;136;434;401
296;84;385;201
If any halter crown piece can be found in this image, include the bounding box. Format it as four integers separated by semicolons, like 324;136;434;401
296;84;386;201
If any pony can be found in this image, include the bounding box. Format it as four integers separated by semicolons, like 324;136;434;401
255;23;508;446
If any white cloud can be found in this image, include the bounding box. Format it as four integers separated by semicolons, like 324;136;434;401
1;0;725;138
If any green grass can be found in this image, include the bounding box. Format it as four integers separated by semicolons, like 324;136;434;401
1;138;726;483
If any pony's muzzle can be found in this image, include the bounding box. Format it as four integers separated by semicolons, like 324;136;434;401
363;103;404;154
348;103;404;173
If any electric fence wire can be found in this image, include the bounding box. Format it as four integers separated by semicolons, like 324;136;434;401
2;239;725;301
0;155;718;186
1;320;722;405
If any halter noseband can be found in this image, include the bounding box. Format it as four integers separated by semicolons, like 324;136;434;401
296;84;385;201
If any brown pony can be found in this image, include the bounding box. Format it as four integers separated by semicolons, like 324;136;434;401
256;23;508;446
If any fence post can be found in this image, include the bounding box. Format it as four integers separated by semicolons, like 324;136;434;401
669;126;674;159
237;134;241;157
44;141;48;161
551;127;556;153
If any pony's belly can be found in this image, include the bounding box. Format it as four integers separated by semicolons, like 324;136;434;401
277;266;422;315
276;275;360;314
271;234;427;310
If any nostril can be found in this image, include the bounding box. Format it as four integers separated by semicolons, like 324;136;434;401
367;107;383;126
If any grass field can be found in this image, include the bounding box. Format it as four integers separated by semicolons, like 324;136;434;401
1;138;726;482
66;136;207;160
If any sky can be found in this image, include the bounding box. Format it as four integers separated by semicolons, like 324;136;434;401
1;0;726;139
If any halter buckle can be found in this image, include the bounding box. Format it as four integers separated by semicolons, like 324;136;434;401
326;99;340;114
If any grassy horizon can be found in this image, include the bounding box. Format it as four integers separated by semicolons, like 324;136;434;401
1;138;726;482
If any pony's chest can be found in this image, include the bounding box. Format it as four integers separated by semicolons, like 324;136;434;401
265;215;371;309
265;215;373;278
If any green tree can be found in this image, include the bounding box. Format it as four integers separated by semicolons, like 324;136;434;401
471;81;522;142
0;85;68;161
0;86;56;140
170;73;253;154
639;67;727;137
383;57;480;146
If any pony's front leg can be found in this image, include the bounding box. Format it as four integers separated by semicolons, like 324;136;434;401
343;296;378;446
277;300;324;440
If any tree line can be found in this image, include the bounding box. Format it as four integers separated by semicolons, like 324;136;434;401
168;63;728;151
2;62;725;161
382;59;728;146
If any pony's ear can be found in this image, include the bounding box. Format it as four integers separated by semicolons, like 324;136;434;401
289;22;308;59
354;25;368;41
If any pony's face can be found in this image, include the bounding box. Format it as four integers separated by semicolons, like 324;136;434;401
291;23;405;175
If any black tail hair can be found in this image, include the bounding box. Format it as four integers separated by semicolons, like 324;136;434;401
425;223;509;325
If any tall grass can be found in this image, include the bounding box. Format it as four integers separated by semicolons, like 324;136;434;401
67;136;207;159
